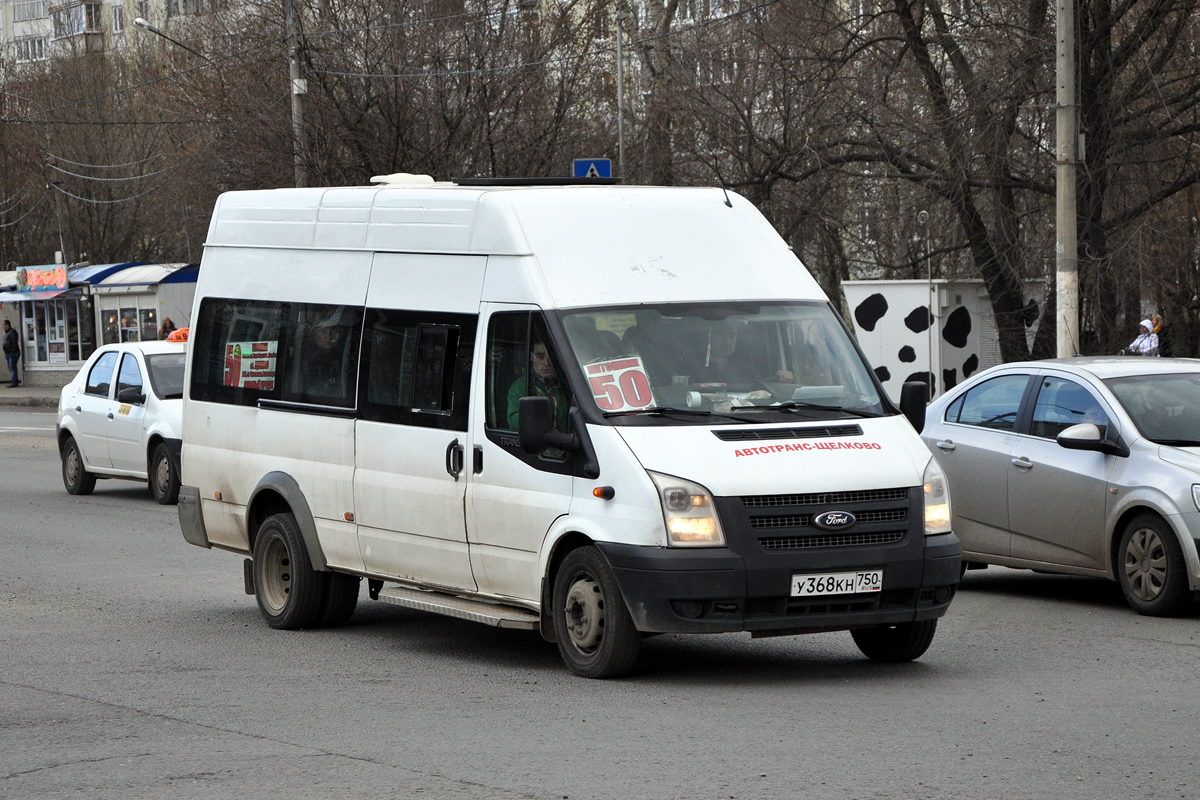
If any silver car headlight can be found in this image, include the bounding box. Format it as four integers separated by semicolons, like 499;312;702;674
923;457;953;536
649;471;726;547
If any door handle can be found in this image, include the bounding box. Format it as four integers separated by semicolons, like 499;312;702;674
473;445;483;475
935;440;956;451
445;438;464;481
1011;456;1033;470
107;412;114;420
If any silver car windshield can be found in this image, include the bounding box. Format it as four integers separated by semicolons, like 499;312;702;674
560;302;885;422
1105;372;1200;445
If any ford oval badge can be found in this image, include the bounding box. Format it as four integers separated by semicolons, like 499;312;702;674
813;511;856;530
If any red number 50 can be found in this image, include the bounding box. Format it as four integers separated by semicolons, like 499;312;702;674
590;370;653;410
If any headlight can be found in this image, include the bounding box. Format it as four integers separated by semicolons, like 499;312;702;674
1191;484;1200;513
923;457;952;536
649;471;726;547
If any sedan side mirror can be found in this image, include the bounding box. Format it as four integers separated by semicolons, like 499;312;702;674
1057;422;1130;458
116;386;146;405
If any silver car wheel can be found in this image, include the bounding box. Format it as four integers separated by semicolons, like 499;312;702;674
1122;526;1167;603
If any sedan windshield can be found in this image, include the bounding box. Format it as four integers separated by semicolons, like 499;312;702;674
560;302;886;423
146;353;187;400
1105;372;1200;445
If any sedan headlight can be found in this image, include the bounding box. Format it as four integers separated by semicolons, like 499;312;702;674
923;457;953;536
649;471;726;547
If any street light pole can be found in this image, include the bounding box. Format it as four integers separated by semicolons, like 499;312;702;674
133;17;212;64
286;0;307;188
615;10;626;183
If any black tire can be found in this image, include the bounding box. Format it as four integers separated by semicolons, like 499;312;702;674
252;512;327;629
1117;514;1192;617
318;573;360;627
552;546;641;679
61;436;96;496
851;619;937;662
149;442;181;505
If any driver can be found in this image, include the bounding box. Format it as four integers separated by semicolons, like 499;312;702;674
507;338;569;431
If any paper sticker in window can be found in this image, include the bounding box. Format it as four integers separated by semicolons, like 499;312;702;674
224;341;278;389
586;356;655;412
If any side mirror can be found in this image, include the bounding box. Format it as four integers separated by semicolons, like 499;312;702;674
518;396;576;454
900;380;928;434
117;386;146;405
1057;422;1130;458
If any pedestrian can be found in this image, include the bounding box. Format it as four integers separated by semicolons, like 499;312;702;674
159;317;177;340
1152;314;1173;357
1126;319;1159;356
2;319;20;387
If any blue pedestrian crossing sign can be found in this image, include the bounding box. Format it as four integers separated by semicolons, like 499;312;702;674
573;158;612;179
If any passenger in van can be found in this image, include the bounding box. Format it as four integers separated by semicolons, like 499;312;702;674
508;338;569;431
691;320;794;386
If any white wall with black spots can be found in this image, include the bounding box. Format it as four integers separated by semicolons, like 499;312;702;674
843;280;1005;402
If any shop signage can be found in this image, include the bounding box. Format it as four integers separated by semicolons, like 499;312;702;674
15;266;69;292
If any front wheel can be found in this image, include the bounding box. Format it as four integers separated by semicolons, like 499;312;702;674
61;436;96;496
1117;514;1192;617
149;442;180;505
552;547;641;679
851;619;937;662
252;512;327;629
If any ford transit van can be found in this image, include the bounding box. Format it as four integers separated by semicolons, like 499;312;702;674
178;176;961;678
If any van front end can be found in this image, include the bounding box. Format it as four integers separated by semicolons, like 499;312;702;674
598;482;961;636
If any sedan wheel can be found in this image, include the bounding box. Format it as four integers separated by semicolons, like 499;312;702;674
61;436;96;496
1117;514;1192;617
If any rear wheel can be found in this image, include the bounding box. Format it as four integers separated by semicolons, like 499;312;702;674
851;619;937;662
552;547;641;679
252;513;327;629
61;436;96;496
148;442;180;505
1117;514;1192;617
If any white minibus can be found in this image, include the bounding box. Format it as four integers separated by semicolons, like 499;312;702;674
178;176;961;678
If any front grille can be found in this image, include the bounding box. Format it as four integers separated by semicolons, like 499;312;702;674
759;531;905;549
750;509;907;529
713;424;862;442
742;488;908;508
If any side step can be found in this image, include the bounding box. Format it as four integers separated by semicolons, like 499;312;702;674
376;585;540;630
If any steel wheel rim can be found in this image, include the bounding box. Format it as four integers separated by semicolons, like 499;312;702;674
563;574;605;654
65;447;81;486
154;454;171;497
258;533;293;613
1124;527;1167;602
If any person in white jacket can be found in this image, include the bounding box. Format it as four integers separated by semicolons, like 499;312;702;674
1127;319;1159;356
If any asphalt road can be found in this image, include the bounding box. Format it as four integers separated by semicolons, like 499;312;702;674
2;408;1198;799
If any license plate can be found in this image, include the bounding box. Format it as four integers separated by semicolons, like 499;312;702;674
791;570;883;597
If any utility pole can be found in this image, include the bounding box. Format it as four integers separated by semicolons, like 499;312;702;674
1055;0;1078;357
615;9;626;183
286;0;307;188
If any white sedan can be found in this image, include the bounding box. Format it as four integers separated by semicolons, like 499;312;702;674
56;340;187;504
921;356;1200;616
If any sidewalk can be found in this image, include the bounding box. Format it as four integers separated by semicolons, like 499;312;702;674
0;383;60;409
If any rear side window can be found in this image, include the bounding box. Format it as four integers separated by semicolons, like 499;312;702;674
946;374;1030;431
85;351;119;397
116;354;144;399
359;309;476;431
190;297;362;409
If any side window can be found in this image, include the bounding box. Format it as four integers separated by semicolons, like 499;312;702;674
190;297;286;406
1030;377;1108;440
116;354;144;400
85;351;119;397
950;374;1030;431
359;309;476;431
281;304;362;408
485;312;570;434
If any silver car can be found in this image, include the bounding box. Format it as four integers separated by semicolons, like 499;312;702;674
56;340;187;504
921;357;1200;616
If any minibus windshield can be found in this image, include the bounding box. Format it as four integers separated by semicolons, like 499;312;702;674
560;302;886;422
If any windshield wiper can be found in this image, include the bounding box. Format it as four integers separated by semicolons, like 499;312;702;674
734;401;880;419
603;406;753;423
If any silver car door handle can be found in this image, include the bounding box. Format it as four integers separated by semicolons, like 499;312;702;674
1011;456;1033;470
935;440;956;451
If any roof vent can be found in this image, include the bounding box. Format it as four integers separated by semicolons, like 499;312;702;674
370;173;435;186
